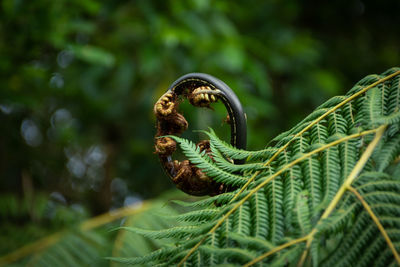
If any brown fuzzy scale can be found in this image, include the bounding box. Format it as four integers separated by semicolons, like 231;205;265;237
196;140;213;159
154;137;176;155
224;114;231;125
153;87;226;196
188;86;218;108
154;92;176;118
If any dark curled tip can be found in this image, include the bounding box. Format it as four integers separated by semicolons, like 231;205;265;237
154;73;247;196
169;73;247;152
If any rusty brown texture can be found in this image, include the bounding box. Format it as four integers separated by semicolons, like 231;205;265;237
153;87;226;196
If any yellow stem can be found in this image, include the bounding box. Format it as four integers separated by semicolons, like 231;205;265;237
347;185;400;265
180;71;400;266
230;71;400;203
244;235;309;267
178;127;381;267
297;125;386;267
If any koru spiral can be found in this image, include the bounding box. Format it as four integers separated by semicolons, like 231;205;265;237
154;73;247;196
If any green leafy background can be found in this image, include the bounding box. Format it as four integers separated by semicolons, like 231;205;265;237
1;0;400;265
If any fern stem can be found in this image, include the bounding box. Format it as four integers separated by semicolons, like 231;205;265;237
231;127;379;205
243;235;309;266
178;127;382;267
347;185;400;265
229;71;400;203
297;125;386;267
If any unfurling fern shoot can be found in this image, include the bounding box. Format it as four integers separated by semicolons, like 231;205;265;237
112;68;400;266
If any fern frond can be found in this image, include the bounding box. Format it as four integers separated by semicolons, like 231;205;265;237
171;191;239;208
374;242;400;267
387;73;400;115
277;150;302;230
339;138;359;185
328;111;348;135
28;231;107;267
321;217;377;267
232;201;251;236
310;120;328;144
265;167;284;244
266;245;303;267
375;111;400;125
202;129;278;161
356;180;400;194
118;224;212;239
376;132;400;171
199;245;256;264
363;87;383;126
107;247;176;265
295;190;312;235
205;232;220;265
354;74;381;87
353;171;392;186
116;68;400;267
161;208;220;223
315;204;356;235
321;146;341;206
316;96;348;109
227;232;274;251
249;188;269;239
217;216;232;249
363;191;400;205
210;146;267;173
169;135;249;186
302;155;322;211
275;108;328;142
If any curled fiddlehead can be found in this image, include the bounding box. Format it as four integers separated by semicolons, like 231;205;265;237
154;73;247;196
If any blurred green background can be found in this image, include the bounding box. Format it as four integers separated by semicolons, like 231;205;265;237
1;0;399;263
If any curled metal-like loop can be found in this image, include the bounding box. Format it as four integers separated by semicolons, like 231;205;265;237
154;73;247;196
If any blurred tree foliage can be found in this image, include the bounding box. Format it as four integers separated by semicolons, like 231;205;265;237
0;0;399;258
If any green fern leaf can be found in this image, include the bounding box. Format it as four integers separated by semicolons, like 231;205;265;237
249;188;269;239
295;190;312;235
203;129;278;161
169;135;250;186
114;68;400;266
